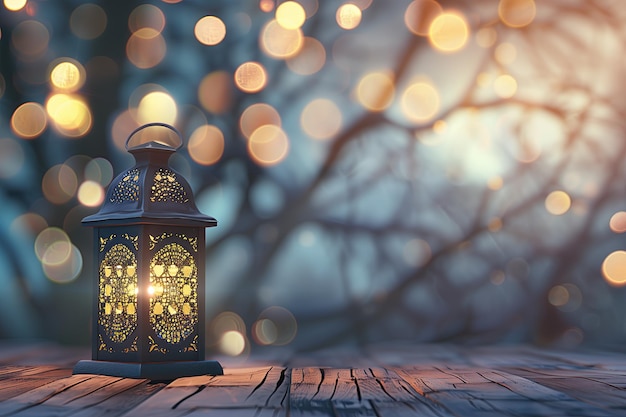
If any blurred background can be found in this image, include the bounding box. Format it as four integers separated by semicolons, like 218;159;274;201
1;0;626;357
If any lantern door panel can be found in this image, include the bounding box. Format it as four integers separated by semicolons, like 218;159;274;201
145;226;205;361
95;228;140;362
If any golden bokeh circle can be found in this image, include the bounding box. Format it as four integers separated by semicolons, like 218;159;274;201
428;12;469;53
11;102;47;139
194;16;226;46
234;62;268;93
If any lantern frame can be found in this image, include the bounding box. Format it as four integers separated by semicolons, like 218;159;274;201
73;123;223;380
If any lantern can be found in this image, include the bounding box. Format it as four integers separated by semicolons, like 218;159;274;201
73;123;223;379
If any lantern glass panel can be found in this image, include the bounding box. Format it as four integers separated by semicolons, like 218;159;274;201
99;243;138;343
149;241;198;344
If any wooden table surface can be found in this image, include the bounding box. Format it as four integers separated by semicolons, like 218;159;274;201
0;343;625;416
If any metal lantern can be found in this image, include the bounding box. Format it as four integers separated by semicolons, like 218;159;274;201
73;123;223;380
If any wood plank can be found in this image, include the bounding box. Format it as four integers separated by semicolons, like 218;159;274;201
118;385;199;417
244;366;288;408
369;368;454;417
397;364;619;417
352;369;390;401
12;379;161;417
0;374;93;417
43;375;122;406
68;380;165;417
183;408;283;417
289;368;373;416
290;367;323;406
518;376;626;410
6;377;128;417
174;366;273;409
329;369;359;403
478;369;574;401
394;366;465;394
368;368;419;402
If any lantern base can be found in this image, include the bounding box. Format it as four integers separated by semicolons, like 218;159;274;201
72;359;223;381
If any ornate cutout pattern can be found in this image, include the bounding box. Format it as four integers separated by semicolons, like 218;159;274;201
110;169;140;203
98;243;138;345
149;242;198;344
150;169;188;203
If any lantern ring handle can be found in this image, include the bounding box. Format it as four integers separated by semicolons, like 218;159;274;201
126;122;183;151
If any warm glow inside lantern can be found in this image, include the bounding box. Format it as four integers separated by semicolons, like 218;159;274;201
73;123;223;379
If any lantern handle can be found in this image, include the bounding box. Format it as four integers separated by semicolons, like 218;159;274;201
126;122;183;151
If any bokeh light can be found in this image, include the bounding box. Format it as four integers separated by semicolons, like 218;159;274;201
602;251;626;287
12;20;49;59
548;285;569;307
286;36;326;75
301;98;342;140
42;164;78;204
42;244;83;284
476;27;497;48
248;125;289;166
402;238;432;268
219;330;246;356
35;227;71;261
84;158;114;187
610;211;626;233
252;306;297;346
77;180;105;207
137;91;177;125
547;284;582;312
70;4;107;40
276;1;306;30
11;213;48;236
198;71;233;114
336;4;362;30
428;11;469;53
45;93;92;137
355;71;395;112
252;319;278;345
494;74;517;98
499;0;536;28
49;59;85;92
4;0;27;12
234;62;268;93
259;0;275;13
194;16;226;46
210;311;249;355
211;311;246;335
11;102;47;139
495;42;517;66
41;239;72;267
240;103;282;139
404;0;442;36
401;81;440;124
126;29;166;69
545;190;571;215
188;124;225;166
128;4;165;34
260;19;303;59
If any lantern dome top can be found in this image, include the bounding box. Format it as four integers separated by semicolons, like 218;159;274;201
83;123;217;227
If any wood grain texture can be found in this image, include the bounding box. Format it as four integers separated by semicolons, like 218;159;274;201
0;344;625;416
